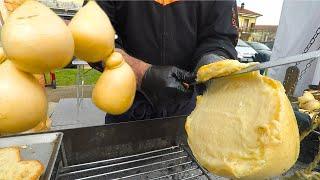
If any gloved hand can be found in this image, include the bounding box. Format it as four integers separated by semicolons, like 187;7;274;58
194;53;226;95
293;108;318;164
140;66;195;109
294;110;312;134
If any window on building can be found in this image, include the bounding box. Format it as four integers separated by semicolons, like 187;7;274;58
250;23;255;30
243;19;249;28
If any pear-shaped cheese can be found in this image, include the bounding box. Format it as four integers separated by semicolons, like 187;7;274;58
92;52;136;115
69;0;115;62
0;61;48;133
186;60;300;179
1;0;74;73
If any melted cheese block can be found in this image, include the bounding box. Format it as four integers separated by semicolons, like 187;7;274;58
186;61;300;179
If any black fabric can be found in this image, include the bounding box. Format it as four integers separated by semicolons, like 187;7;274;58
195;53;225;72
299;132;319;164
96;1;238;72
88;62;104;73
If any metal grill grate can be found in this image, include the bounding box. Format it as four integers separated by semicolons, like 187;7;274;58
57;145;209;180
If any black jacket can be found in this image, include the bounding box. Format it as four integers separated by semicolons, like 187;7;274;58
94;0;238;72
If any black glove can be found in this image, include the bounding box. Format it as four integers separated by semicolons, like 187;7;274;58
293;109;318;164
294;110;312;134
195;53;226;95
141;66;195;109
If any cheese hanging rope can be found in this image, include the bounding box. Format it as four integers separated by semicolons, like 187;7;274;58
185;60;300;179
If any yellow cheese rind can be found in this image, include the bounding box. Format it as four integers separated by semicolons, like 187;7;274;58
196;60;258;82
0;61;48;133
186;72;299;179
68;1;115;62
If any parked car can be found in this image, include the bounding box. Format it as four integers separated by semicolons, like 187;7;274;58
236;39;257;62
247;41;272;75
261;41;274;49
247;41;271;52
247;41;272;62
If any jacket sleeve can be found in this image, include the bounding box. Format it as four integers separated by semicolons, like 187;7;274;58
193;1;239;71
85;1;123;71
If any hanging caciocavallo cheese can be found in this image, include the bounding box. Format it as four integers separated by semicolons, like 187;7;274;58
1;0;74;74
0;61;48;134
68;0;115;62
92;52;136;115
185;60;300;179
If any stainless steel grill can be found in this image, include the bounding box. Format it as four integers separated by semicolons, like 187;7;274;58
50;116;214;180
57;145;208;180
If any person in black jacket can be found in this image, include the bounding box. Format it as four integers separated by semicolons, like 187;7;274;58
89;1;239;123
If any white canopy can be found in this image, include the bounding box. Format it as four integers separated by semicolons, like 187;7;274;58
269;0;320;96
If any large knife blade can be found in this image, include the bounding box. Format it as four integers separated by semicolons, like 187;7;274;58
234;50;320;75
188;50;320;86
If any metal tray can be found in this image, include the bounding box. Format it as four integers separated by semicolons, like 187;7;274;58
0;132;63;180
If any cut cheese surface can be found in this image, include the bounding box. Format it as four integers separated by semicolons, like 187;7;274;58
196;60;257;82
186;61;300;179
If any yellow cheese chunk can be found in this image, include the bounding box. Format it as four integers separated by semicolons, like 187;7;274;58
301;100;320;111
298;91;320;111
196;60;257;82
186;62;300;179
298;91;315;105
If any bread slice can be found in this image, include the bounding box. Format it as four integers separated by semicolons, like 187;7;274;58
0;147;44;180
0;147;20;166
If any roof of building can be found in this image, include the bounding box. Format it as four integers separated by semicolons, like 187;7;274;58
255;25;278;32
237;7;262;17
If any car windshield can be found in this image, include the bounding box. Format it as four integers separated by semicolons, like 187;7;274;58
248;42;271;50
237;39;250;47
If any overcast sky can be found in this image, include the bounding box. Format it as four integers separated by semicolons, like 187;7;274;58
236;0;284;25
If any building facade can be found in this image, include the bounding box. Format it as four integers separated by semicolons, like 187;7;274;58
251;25;278;42
237;3;262;41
